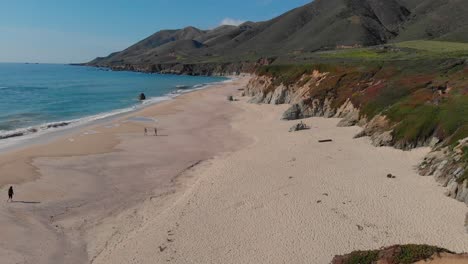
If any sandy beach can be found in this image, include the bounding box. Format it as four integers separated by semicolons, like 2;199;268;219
0;78;248;263
1;77;467;264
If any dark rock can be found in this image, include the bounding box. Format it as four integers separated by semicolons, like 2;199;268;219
289;122;309;132
281;98;336;120
281;100;315;120
227;95;234;101
0;132;24;140
46;122;70;129
282;104;302;120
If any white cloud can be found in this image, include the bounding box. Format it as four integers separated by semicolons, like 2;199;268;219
220;18;246;26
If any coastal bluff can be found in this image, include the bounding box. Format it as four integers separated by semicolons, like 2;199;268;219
243;60;468;237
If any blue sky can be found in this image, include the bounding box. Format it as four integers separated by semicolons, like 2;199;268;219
0;0;311;63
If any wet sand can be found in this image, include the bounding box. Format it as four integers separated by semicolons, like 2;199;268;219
0;77;249;264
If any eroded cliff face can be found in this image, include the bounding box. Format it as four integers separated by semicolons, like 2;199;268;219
420;139;468;205
246;70;359;119
245;71;468;212
245;71;398;147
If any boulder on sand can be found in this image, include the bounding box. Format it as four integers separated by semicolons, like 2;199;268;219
289;122;309;132
282;104;303;120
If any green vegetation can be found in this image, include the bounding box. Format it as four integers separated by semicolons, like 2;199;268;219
383;95;468;143
317;47;412;61
341;250;379;264
315;41;468;62
394;40;468;53
440;97;468;142
359;79;415;118
88;0;468;67
386;104;439;143
396;245;449;264
462;146;468;160
257;55;468;148
338;245;452;264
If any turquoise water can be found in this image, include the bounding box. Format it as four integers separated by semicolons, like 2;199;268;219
0;63;226;141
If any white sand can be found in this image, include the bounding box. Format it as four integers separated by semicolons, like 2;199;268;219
91;96;468;264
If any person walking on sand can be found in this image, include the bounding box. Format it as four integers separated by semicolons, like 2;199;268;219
154;127;158;136
144;127;148;136
7;186;14;202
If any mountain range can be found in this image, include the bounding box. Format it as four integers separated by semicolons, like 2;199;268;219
88;0;468;68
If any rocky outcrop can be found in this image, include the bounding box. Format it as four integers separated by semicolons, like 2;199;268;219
289;122;309;132
354;115;394;147
281;98;336;120
419;138;468;206
247;74;398;148
246;72;468;212
246;72;357;122
336;102;360;127
246;70;329;105
246;78;293;104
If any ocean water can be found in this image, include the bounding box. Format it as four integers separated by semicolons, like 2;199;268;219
0;63;227;146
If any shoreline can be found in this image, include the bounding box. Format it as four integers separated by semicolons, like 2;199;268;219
0;76;234;153
92;94;468;263
0;77;250;263
1;76;467;263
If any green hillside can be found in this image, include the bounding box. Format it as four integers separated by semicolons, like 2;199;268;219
87;0;468;68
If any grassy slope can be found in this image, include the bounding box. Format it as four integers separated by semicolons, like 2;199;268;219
309;40;468;61
334;244;454;264
257;41;468;148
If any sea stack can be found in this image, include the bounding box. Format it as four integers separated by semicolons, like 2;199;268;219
139;93;146;101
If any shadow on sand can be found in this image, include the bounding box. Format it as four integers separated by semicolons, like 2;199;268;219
12;201;41;204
